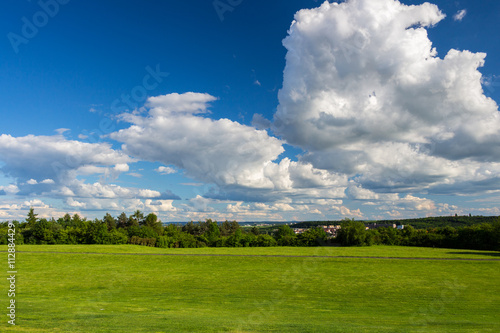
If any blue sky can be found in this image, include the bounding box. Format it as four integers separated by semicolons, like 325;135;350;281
1;0;499;222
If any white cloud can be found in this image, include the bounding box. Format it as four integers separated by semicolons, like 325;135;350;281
0;199;79;221
111;92;351;204
156;166;177;175
58;181;164;200
272;0;500;195
0;134;180;213
332;206;364;218
346;182;398;201
399;194;436;211
186;195;216;213
251;113;272;130
146;92;217;117
63;197;177;214
111;93;286;191
138;189;162;198
144;199;177;212
55;128;70;135
453;9;467;21
66;198;87;208
0;184;19;195
114;163;129;172
127;172;143;178
0;134;132;187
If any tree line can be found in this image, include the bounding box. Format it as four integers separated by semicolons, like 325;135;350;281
0;209;329;248
1;209;499;251
336;220;500;251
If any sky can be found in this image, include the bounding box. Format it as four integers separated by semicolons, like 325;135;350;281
1;0;500;222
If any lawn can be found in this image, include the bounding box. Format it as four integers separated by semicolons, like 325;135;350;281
2;245;499;332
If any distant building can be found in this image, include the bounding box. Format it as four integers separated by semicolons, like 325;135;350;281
321;225;341;236
365;223;397;230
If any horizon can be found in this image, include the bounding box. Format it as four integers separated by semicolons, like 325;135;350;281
4;208;496;225
1;0;500;222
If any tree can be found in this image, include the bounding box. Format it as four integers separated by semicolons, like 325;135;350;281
87;220;110;244
240;233;257;247
30;218;57;244
117;212;128;229
103;213;116;231
26;207;38;227
250;226;260;236
143;213;158;227
297;227;327;246
256;234;277;247
128;210;144;227
62;213;71;223
205;220;221;246
183;221;201;235
71;214;84;228
275;225;297;246
226;228;243;247
165;224;181;237
220;220;240;236
144;213;163;235
336;221;369;246
492;218;500;251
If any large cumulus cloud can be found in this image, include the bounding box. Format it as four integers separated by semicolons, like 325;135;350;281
110;92;347;201
273;0;500;194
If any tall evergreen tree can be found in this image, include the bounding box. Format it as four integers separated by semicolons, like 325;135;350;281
26;207;38;227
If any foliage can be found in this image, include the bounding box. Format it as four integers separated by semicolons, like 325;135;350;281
336;220;371;246
291;215;499;229
2;210;499;251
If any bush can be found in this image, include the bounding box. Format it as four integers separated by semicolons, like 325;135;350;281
256;234;277;247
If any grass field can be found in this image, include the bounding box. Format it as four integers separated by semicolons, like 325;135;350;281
2;245;499;332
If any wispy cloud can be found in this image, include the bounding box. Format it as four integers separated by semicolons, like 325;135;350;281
453;9;467;21
127;172;143;178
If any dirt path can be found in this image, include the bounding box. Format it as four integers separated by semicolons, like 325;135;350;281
15;251;500;261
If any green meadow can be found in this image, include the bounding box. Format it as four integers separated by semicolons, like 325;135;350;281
2;245;499;332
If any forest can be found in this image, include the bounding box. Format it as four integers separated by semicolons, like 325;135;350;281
1;209;499;251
